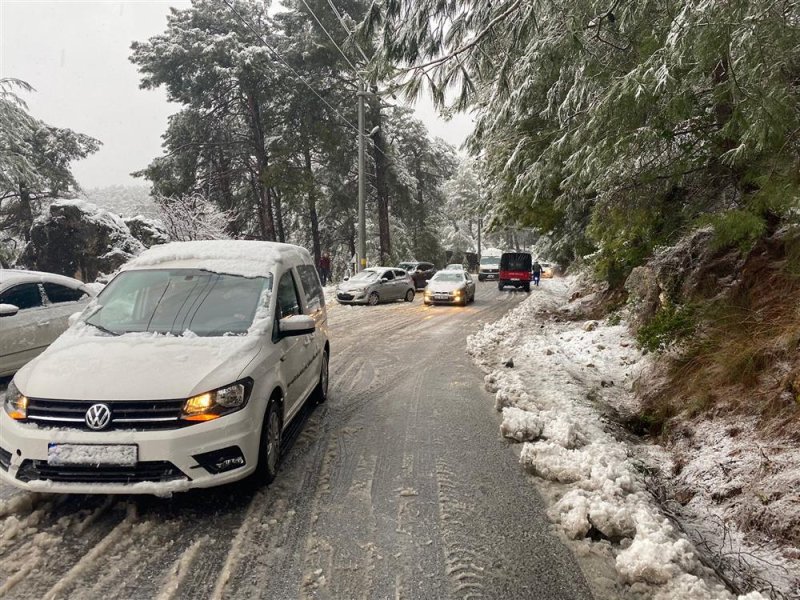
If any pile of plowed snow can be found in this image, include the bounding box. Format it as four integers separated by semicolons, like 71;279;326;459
467;278;772;600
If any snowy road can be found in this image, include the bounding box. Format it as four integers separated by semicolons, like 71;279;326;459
0;282;593;599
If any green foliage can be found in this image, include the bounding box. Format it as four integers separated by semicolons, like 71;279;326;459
366;0;800;281
700;209;766;252
637;303;696;353
0;78;100;240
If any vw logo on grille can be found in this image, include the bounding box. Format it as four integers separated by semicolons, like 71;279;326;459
85;403;112;430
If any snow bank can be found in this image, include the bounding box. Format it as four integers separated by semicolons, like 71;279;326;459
123;239;311;279
467;278;770;599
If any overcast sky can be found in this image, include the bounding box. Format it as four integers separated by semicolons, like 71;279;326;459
0;0;474;189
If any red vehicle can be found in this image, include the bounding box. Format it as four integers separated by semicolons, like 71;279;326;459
498;252;532;292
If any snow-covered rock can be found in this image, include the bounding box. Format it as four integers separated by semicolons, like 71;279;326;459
20;199;144;281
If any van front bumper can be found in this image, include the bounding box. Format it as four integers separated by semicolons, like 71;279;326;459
0;407;263;495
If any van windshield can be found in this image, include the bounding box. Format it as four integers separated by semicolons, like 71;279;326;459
480;256;499;265
84;269;272;337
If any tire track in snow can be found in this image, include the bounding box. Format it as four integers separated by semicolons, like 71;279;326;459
41;502;138;600
155;534;209;600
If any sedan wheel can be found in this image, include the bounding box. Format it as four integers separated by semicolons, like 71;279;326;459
404;289;415;302
368;292;380;306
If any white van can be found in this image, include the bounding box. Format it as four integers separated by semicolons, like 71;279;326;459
478;249;503;281
0;240;329;494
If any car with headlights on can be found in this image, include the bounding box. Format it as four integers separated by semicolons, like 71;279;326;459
0;240;329;495
0;269;97;377
423;270;476;306
336;267;415;305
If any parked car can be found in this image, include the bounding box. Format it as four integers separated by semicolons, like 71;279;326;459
1;240;330;494
396;261;436;290
498;252;532;292
424;270;476;306
0;270;97;377
478;254;502;281
336;267;415;305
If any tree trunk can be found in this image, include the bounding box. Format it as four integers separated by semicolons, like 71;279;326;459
303;145;321;265
245;92;275;241
273;188;285;243
370;101;391;264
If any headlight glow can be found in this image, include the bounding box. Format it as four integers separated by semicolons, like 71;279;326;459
181;381;250;422
3;381;28;420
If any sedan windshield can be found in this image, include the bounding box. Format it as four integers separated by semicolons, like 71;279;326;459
432;273;464;283
349;270;379;282
85;269;272;337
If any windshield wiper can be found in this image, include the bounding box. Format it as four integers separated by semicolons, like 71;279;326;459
86;321;120;337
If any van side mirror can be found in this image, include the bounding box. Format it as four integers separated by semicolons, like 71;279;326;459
278;314;315;337
0;304;19;317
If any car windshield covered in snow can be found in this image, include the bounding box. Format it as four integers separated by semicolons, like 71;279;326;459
432;272;465;282
84;269;272;337
349;270;380;282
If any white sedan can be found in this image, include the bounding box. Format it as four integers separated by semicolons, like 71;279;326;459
0;270;96;376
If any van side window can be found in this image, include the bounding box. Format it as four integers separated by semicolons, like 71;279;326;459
276;271;301;319
297;265;325;311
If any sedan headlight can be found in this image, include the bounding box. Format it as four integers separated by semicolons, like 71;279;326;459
181;380;252;422
3;381;28;420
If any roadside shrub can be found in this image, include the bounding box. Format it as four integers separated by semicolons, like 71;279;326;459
701;210;766;253
636;303;695;353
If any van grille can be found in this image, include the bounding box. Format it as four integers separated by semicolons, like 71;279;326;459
16;460;188;484
25;398;186;430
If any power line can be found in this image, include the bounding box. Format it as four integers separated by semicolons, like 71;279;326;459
217;0;391;160
218;0;359;134
297;0;362;77
325;0;371;64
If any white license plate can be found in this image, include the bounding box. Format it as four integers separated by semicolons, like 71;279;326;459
47;443;138;466
510;278;520;281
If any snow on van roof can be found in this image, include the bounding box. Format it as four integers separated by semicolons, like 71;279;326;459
122;240;311;278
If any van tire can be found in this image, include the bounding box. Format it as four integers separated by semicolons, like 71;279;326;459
254;400;282;485
313;349;329;404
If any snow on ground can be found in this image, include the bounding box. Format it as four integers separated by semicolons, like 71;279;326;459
467;277;774;600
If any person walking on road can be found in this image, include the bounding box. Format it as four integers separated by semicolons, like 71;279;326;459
318;253;331;286
532;260;542;287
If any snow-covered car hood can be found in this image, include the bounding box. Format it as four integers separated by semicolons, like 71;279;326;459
427;281;465;293
13;333;262;401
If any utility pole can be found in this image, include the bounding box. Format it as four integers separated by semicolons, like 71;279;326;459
357;83;367;273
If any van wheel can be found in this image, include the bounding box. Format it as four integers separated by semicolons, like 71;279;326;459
255;400;282;484
404;289;414;302
367;292;380;306
313;350;329;404
523;283;531;292
498;281;504;291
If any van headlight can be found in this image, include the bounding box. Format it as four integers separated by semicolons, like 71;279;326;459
3;381;28;420
181;380;252;422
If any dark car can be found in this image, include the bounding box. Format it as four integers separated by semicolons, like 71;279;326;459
498;252;532;292
397;261;436;290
